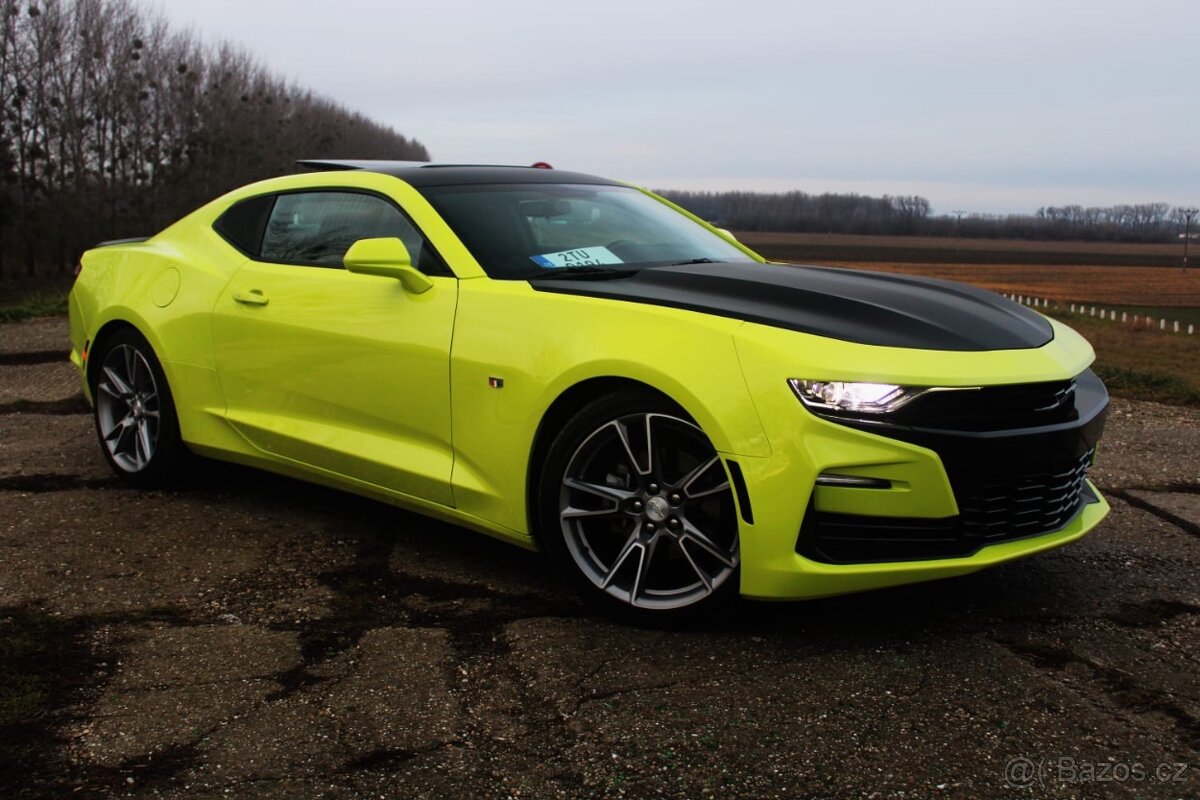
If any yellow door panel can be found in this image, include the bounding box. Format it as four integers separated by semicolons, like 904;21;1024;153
212;261;458;505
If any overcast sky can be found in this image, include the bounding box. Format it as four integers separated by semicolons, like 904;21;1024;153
161;0;1199;215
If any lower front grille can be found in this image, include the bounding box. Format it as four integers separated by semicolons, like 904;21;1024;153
957;449;1092;542
799;449;1095;564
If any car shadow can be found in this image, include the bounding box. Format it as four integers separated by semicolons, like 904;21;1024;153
176;457;1107;645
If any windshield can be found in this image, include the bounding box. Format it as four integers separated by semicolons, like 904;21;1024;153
419;183;755;279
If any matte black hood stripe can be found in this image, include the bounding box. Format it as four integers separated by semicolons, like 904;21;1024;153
529;262;1054;352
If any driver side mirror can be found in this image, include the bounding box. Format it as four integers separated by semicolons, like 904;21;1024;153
344;237;433;294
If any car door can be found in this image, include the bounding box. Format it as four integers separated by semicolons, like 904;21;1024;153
211;189;458;506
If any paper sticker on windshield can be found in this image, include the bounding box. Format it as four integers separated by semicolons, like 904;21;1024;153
530;246;624;268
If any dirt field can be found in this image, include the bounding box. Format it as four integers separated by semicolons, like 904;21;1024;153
817;263;1200;309
739;232;1192;258
2;317;1199;799
738;231;1194;271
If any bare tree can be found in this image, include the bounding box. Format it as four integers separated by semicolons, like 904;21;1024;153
0;0;429;281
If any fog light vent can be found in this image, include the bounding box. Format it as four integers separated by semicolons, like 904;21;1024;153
815;474;892;489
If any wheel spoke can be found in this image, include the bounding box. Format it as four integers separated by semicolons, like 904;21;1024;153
612;419;651;477
136;420;154;465
640;414;657;477
676;536;713;592
104;414;133;444
123;346;138;389
102;366;134;398
680;518;738;568
680;455;722;496
685;479;731;500
601;531;643;589
630;535;658;603
97;380;123;400
563;477;637;504
561;505;621;520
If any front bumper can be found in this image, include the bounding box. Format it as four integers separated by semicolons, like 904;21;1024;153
728;361;1110;601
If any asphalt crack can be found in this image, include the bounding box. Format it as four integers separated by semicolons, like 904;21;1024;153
992;635;1200;750
1109;598;1200;629
0;605;194;798
1108;488;1200;539
263;528;584;704
339;740;465;773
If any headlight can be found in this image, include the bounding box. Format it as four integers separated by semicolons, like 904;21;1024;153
788;379;927;414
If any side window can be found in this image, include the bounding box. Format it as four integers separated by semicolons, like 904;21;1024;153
258;191;445;274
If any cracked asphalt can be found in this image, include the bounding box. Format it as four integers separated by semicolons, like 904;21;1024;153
1;316;1198;799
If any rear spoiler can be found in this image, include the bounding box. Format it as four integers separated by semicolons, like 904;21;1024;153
94;236;151;248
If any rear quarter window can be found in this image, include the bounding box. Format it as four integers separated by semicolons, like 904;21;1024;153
213;195;275;256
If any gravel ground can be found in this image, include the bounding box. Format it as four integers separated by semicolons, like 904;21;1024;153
1;317;1197;799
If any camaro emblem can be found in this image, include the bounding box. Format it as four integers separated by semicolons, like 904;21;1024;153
645;496;670;523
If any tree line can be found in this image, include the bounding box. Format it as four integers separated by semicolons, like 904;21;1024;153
1;0;428;279
659;190;934;236
659;190;1195;243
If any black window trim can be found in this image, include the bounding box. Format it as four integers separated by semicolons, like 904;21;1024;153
211;186;456;278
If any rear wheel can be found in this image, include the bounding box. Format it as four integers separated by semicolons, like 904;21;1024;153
91;328;188;486
538;391;740;624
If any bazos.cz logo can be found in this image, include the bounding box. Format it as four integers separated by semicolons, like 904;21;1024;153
1004;756;1189;789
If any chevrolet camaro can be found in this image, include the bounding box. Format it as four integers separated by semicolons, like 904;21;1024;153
68;161;1109;622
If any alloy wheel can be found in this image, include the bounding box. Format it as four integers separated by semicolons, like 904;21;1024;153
558;412;739;610
95;344;160;473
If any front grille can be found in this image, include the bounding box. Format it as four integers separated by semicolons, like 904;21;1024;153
796;369;1108;564
889;379;1078;430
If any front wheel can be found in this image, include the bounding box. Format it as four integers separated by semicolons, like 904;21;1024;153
537;391;740;624
91;328;189;486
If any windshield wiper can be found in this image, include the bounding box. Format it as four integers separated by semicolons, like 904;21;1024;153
525;267;641;281
670;258;720;265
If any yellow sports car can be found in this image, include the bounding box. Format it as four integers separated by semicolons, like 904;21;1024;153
68;161;1109;622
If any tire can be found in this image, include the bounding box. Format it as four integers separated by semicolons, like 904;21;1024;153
537;390;740;625
90;327;189;487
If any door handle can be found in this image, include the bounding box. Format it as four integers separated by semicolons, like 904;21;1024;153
234;290;269;306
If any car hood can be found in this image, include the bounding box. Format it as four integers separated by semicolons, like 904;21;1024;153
528;261;1053;351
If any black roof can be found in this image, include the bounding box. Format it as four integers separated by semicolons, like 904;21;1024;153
296;159;619;188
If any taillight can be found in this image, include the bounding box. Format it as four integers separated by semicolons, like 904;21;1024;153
531;161;553;169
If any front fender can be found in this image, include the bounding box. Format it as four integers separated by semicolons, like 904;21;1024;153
449;279;770;535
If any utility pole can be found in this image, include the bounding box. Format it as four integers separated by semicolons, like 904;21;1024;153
952;210;965;238
1182;207;1198;272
